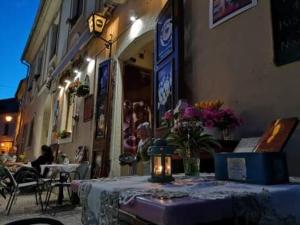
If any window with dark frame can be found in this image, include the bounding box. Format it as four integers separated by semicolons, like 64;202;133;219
69;0;83;27
49;25;58;60
27;119;34;147
3;123;9;136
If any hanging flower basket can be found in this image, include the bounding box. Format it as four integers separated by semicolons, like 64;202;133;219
76;84;90;97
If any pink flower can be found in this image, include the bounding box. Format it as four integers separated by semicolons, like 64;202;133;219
182;107;202;120
163;110;173;121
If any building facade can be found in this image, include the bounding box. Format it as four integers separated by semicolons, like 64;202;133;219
19;0;300;177
0;98;19;153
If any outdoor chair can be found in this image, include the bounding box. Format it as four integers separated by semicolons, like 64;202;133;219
4;217;64;225
2;167;44;215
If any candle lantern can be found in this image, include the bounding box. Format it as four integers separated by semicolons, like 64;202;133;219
88;12;107;36
148;139;174;183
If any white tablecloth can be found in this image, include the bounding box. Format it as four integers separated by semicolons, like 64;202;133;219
40;163;80;175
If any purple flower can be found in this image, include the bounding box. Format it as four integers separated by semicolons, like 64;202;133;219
182;107;202;120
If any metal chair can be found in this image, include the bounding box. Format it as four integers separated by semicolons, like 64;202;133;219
4;217;64;225
3;167;44;215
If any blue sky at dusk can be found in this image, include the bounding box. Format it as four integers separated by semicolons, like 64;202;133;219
0;0;39;100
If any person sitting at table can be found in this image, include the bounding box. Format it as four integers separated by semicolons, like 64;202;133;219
31;145;54;175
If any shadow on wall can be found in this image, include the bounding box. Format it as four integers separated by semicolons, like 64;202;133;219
285;129;300;177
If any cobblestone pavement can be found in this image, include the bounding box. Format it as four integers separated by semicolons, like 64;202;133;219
0;192;82;225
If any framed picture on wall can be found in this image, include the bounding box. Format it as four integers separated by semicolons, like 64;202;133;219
156;59;174;128
209;0;257;29
156;0;174;63
95;60;110;138
83;95;94;122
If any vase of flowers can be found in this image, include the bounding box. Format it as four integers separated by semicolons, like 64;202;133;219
163;100;220;176
195;100;242;140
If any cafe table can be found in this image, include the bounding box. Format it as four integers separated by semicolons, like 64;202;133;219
41;163;80;204
72;174;300;225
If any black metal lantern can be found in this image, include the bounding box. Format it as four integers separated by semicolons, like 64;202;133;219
148;139;174;183
88;12;107;36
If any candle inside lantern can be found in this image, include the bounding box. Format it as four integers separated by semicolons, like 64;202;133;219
154;156;162;175
165;156;172;175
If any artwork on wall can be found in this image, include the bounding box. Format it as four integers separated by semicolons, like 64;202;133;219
254;118;299;153
95;60;110;138
83;95;94;122
156;0;173;63
209;0;257;28
271;0;300;66
156;60;173;127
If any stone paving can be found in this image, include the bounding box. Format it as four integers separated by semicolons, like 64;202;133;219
0;192;82;225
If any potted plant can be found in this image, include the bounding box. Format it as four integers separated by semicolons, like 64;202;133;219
163;101;220;176
76;84;90;97
58;130;72;139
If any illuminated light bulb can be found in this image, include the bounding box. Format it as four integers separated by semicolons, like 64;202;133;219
130;16;137;22
5;116;13;122
86;57;92;62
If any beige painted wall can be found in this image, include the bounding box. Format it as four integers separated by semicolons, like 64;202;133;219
184;1;300;176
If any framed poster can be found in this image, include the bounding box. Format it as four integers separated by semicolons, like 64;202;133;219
156;60;174;127
83;95;94;122
156;0;174;63
209;0;257;29
271;0;300;66
95;60;110;138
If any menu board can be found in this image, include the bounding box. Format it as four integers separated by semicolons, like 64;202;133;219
271;0;300;65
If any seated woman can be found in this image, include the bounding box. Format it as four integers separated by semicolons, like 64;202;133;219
8;145;54;178
31;145;54;175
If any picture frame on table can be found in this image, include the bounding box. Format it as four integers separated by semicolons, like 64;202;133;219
156;0;174;63
209;0;257;29
95;60;110;139
156;59;174;128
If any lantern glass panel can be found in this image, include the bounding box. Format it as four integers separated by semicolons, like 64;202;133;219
165;156;172;176
153;156;162;175
88;15;94;33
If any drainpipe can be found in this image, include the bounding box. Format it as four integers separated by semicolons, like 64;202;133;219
17;59;31;153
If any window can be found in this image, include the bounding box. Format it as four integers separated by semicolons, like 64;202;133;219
27;119;34;147
49;25;58;60
69;0;83;26
3;123;9;136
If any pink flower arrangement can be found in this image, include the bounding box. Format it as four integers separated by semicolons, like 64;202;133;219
202;107;242;130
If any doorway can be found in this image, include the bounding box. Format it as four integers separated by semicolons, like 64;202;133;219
122;42;154;175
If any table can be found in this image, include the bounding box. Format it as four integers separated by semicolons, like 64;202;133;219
41;163;79;204
73;175;300;225
40;163;80;176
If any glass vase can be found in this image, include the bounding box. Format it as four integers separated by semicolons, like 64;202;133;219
183;156;200;176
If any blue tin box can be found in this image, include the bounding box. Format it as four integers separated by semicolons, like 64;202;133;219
214;152;289;185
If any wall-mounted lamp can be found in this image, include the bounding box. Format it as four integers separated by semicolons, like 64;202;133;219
86;57;92;62
88;12;113;57
5;116;13;122
88;12;107;36
129;9;137;22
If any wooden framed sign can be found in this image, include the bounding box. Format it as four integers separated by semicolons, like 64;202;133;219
83;94;94;122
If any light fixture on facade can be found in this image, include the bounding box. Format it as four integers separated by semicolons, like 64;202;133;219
1;143;4;147
86;57;92;62
5;116;13;122
130;15;137;22
129;10;137;22
88;12;107;36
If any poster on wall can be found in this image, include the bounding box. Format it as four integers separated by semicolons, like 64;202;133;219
271;0;300;66
95;60;110;138
83;95;94;122
156;60;173;127
156;0;173;63
209;0;257;29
